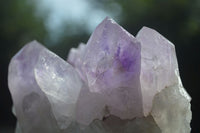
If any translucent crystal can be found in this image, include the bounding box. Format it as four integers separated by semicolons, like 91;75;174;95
79;17;143;122
136;27;180;115
8;41;83;132
136;27;191;132
8;18;191;133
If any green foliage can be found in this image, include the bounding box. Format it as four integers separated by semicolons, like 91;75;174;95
115;0;200;46
0;0;47;60
0;0;47;128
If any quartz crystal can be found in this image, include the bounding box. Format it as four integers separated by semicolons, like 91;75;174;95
8;17;191;133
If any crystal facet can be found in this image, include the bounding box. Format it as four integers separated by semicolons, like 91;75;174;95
80;18;143;122
8;18;191;133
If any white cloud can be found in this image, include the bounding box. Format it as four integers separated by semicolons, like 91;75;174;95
34;0;121;44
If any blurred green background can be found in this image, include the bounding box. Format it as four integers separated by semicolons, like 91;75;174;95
0;0;199;132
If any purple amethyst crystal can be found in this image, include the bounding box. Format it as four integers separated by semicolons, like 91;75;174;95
8;17;191;133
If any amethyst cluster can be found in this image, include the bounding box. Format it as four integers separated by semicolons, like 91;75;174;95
8;17;191;133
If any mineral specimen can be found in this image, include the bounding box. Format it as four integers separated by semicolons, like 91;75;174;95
8;17;191;133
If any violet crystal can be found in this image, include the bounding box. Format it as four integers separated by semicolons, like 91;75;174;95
8;17;191;133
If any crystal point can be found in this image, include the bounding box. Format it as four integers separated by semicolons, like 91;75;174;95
8;41;59;133
81;17;143;120
136;26;180;115
9;41;83;132
8;18;191;133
